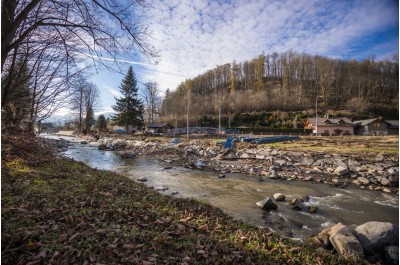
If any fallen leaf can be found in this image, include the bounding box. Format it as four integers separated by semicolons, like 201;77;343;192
68;232;80;242
31;251;46;261
198;224;209;232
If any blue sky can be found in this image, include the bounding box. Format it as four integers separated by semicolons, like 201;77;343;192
63;0;399;116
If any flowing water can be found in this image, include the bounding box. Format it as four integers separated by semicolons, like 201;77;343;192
45;135;399;241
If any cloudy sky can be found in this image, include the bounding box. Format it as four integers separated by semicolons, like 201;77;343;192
88;0;398;115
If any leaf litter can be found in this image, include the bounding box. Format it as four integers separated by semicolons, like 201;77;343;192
2;135;373;264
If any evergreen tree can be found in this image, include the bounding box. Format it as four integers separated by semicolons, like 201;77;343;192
84;105;96;133
112;67;144;132
96;114;107;131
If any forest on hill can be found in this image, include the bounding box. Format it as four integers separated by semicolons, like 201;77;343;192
160;51;398;128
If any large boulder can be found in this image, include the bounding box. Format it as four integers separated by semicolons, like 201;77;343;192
329;224;364;256
354;221;399;255
256;197;278;211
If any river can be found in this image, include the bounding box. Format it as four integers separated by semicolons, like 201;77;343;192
45;135;399;241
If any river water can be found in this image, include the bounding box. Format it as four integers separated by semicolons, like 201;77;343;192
46;135;399;241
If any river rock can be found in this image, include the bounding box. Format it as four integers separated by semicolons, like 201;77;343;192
269;170;278;179
317;227;332;248
354;221;399;255
193;160;206;169
334;166;349;176
380;177;391;186
256;197;278;211
170;138;182;144
119;152;135;158
357;177;370;185
384;246;399;265
330;225;364;256
137;177;147;182
307;236;324;248
307;206;318;213
155;186;169;191
273;193;285;201
80;141;88;144
274;159;286;167
289;198;303;211
240;152;250;159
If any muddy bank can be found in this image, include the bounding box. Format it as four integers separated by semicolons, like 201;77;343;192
91;136;399;194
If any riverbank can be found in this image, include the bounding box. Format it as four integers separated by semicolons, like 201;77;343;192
88;135;398;194
2;134;371;264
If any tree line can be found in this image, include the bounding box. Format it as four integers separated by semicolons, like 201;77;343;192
161;51;398;127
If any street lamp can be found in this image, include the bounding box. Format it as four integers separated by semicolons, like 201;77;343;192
315;96;323;136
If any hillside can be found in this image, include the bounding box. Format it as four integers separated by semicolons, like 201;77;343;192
160;51;398;128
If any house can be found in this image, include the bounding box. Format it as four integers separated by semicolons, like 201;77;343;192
147;123;174;133
305;117;354;136
384;120;398;135
353;118;390;136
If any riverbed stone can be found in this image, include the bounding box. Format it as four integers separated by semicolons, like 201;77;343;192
357;177;370;185
137;177;147;182
380;177;391;186
269;170;278;179
307;236;324;248
307;206;318;213
354;221;399;255
256;197;278;211
330;225;364;256
334;166;349;176
119;152;135;158
383;188;392;193
274;159;286;167
273;193;285;201
289;198;303;211
301;157;314;166
240;152;250;159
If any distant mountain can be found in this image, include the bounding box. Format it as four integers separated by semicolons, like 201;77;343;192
96;111;115;119
43;114;75;124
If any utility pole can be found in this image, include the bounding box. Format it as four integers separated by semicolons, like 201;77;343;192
218;107;221;136
315;96;323;136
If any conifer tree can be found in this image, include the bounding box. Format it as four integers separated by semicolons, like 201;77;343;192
112;67;143;132
96;114;107;131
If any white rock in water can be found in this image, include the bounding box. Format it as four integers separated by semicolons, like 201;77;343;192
273;193;285;201
256;197;278;211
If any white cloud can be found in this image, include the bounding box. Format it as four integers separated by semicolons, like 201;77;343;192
138;0;398;93
106;86;122;98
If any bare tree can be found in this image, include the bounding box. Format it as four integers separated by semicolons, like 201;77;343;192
70;78;101;134
2;0;157;71
2;0;157;133
143;82;161;125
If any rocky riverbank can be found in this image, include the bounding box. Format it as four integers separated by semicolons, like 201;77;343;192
91;136;399;194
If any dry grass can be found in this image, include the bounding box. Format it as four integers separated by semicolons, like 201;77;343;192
257;136;399;156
